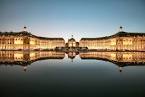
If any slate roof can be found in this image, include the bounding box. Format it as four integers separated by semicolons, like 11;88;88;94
0;31;64;40
80;31;145;40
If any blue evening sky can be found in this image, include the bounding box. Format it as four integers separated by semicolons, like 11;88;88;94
0;0;145;41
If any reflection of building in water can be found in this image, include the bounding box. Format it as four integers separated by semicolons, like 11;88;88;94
0;51;65;61
0;51;145;72
80;51;145;63
80;51;145;72
0;51;65;71
0;27;65;50
80;27;145;51
67;52;79;62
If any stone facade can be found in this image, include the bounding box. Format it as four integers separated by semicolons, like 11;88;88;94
66;38;79;48
0;31;65;50
80;32;145;51
0;30;145;51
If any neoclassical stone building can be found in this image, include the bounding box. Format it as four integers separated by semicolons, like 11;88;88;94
66;35;79;48
0;27;145;51
0;30;65;50
80;31;145;51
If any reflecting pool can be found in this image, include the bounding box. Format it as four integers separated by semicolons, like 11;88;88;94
0;51;145;97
